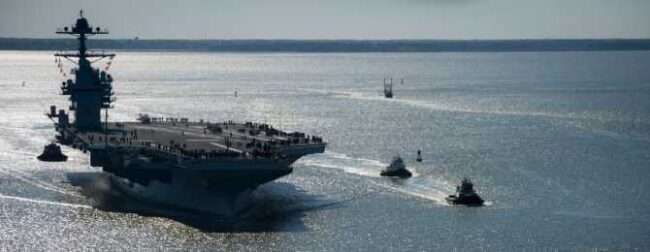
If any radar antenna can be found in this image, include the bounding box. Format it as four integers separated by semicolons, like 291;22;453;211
53;11;115;132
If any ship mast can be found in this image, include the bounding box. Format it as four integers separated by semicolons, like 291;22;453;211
55;10;115;132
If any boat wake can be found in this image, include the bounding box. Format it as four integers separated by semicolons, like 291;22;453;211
297;151;454;204
297;151;388;177
305;88;616;123
0;192;91;209
0;167;81;198
336;89;556;117
0;125;89;200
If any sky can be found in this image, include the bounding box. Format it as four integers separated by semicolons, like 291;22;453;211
1;0;649;40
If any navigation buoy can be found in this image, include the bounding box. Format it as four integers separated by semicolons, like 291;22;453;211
383;77;393;98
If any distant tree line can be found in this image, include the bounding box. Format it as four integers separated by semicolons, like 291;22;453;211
1;38;649;52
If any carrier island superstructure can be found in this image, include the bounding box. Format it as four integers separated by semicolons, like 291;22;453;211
46;12;326;215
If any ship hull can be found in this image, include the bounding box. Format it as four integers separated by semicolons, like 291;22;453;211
109;175;255;217
92;147;304;188
37;154;68;162
445;195;484;207
92;148;306;216
380;169;412;178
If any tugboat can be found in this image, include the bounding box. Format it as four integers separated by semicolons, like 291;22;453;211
37;143;68;162
446;178;484;206
380;155;411;178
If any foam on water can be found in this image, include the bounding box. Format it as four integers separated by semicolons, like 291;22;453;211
369;180;447;204
317;88;650;144
0;167;81;198
0;120;90;202
1;51;649;249
297;151;387;178
327;89;620;122
297;151;458;204
0;193;91;209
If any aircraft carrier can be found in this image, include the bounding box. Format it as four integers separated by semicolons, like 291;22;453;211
43;11;326;216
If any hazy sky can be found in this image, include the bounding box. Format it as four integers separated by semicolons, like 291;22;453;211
1;0;649;39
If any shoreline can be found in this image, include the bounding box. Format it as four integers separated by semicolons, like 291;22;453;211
2;38;650;53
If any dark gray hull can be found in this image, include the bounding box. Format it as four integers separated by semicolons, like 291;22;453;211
90;143;324;191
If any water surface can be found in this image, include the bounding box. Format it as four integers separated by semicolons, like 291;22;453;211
1;50;649;251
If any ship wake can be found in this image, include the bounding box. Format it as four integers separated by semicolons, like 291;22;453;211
297;151;454;205
66;172;339;232
309;88;613;122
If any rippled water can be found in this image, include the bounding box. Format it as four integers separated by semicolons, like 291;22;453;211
1;50;649;251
